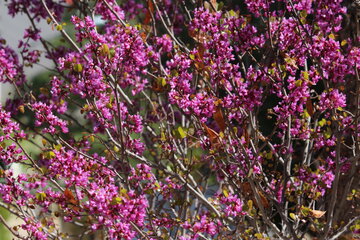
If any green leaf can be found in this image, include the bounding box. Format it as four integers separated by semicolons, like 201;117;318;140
265;151;273;160
242;204;249;211
247;168;254;177
158;77;166;87
166;164;173;172
36;192;47;201
223;188;229;197
161;131;166;141
228;10;237;17
111;197;122;205
248;200;253;210
120;188;127;196
44;151;56;159
303;71;309;80
217;1;224;10
324;127;332;139
113;146;120;152
177;126;186;139
109;48;116;58
171;70;179;77
154;182;161;190
54;144;62;151
301;206;311;216
290;213;297;220
73;63;83;72
300;10;307;18
303;109;310;118
318;119;327;127
100;44;109;56
56;25;63;31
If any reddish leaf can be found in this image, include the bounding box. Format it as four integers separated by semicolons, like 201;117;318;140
310;210;326;218
240;182;270;209
64;188;78;205
306;98;314;117
144;0;154;25
140;32;147;42
213;107;226;132
202;123;221;148
242;123;250;148
210;0;217;9
204;0;217;12
197;44;205;60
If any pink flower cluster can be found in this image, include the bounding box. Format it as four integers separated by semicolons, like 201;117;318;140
0;40;25;85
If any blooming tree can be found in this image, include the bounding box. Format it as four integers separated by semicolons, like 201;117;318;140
0;0;360;239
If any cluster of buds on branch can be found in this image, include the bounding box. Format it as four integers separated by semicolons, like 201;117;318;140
0;0;360;239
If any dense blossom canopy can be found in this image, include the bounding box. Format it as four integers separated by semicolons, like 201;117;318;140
0;0;360;239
